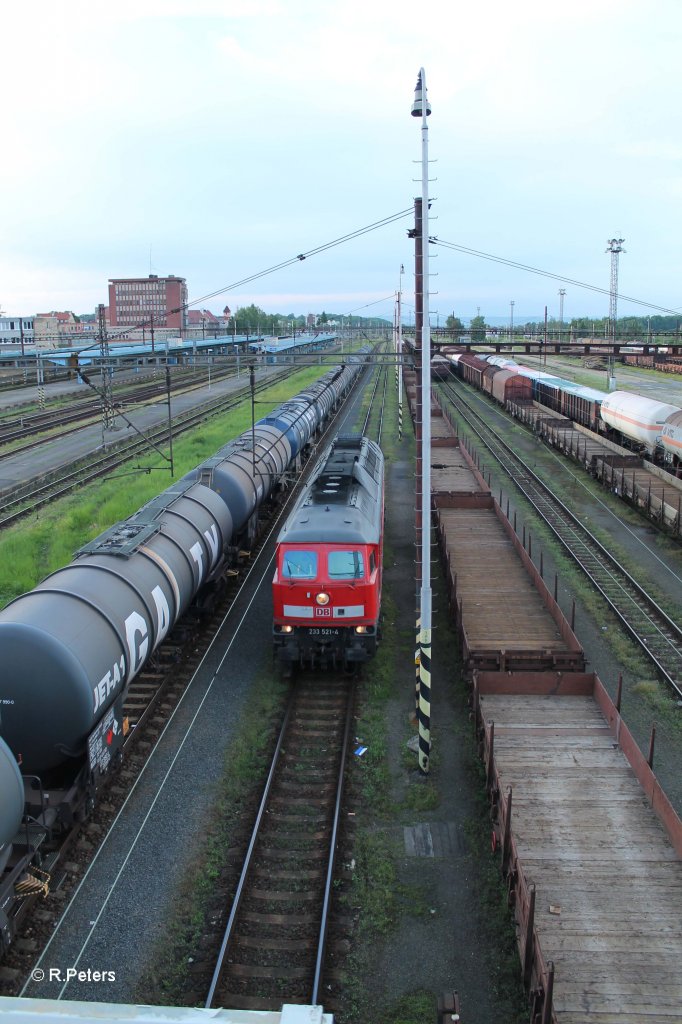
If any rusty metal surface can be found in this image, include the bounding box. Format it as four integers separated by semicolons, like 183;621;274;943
509;400;682;537
437;507;584;672
472;670;682;1024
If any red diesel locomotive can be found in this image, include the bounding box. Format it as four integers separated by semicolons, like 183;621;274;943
272;434;384;669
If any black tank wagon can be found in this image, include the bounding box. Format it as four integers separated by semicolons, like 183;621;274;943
0;350;372;956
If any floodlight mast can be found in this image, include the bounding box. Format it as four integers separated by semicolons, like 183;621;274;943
411;68;432;775
606;238;625;384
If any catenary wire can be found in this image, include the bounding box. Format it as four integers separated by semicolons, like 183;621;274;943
73;209;415;353
433;237;682;318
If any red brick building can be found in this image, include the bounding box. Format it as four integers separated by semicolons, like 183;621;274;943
108;275;188;330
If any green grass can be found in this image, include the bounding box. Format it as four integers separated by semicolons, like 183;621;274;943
0;366;330;607
380;991;438;1024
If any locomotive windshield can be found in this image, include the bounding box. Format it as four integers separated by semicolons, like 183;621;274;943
282;550;318;579
328;550;365;579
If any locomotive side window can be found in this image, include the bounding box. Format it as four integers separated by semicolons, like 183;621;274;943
282;550;318;579
328;550;365;579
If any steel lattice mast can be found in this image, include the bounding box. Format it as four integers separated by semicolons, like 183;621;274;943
606;238;625;341
558;288;566;342
98;303;115;431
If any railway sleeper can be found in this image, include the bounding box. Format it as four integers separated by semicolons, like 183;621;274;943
237;935;312;952
254;867;322;881
242;910;318;926
251;889;319;902
219;963;311;980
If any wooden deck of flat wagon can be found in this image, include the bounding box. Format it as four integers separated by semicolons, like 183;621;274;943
401;371;682;1020
473;670;682;1024
508;398;682;535
429;432;584;675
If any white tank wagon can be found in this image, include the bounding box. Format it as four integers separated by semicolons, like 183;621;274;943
661;409;682;468
599;392;680;453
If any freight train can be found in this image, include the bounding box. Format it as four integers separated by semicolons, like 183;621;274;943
445;352;682;470
0;350;371;956
272;434;384;670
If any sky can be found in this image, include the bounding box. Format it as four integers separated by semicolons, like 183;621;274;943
2;0;681;327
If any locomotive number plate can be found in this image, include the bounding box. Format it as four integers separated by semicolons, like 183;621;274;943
308;628;339;636
314;607;332;617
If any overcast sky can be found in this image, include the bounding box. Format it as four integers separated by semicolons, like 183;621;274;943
2;0;681;326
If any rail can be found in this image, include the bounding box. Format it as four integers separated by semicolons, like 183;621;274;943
439;378;682;699
361;341;389;444
205;675;355;1011
0;366;303;528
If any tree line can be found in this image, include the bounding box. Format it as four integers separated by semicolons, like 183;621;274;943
445;313;682;342
230;305;390;335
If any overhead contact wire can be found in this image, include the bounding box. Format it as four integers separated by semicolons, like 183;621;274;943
76;209;415;353
433;237;682;318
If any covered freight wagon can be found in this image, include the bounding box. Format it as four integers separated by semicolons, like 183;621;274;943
559;383;606;433
456;353;489;388
490;368;533;405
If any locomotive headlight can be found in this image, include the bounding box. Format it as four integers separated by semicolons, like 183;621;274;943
315;592;330;606
281;625;293;633
354;626;368;634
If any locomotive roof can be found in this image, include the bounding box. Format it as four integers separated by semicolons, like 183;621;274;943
278;435;384;545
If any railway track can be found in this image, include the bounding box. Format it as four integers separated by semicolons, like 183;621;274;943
0;365;303;528
0;363;242;452
439;378;682;698
4;356;375;989
206;674;355;1011
361;342;389;443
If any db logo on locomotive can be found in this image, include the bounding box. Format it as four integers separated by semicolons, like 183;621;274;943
315;607;332;617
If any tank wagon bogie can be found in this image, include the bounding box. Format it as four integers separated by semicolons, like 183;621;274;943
0;736;29;957
0;349;372;954
272;434;384;670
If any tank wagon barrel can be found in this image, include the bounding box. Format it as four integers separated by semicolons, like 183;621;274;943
0;478;234;775
0;737;24;873
600;391;681;453
0;350;371;779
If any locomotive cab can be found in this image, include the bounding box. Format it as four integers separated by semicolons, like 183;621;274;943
273;540;381;667
272;435;384;670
